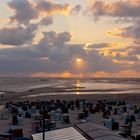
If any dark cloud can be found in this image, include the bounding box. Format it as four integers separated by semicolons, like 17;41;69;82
71;4;82;15
8;0;38;25
127;46;140;56
36;0;70;15
132;62;140;71
110;20;140;57
0;36;122;75
83;50;121;72
87;0;140;65
87;43;110;50
117;21;140;42
0;24;37;46
88;0;140;21
40;16;53;26
39;31;71;47
114;53;138;61
8;0;70;25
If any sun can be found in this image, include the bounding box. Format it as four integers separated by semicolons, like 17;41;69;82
76;58;82;63
74;57;85;69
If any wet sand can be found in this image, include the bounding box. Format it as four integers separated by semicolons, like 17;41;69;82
0;86;140;105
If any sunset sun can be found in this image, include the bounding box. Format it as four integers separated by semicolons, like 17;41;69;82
76;58;82;63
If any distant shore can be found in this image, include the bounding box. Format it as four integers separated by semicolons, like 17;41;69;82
0;85;140;105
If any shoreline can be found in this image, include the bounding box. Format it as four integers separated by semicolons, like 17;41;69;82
0;85;140;105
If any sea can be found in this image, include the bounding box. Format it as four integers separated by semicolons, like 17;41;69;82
0;78;140;97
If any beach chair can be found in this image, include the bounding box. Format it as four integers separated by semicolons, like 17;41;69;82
25;112;31;118
121;124;132;137
78;111;85;119
104;119;112;129
113;107;118;115
31;120;41;133
49;121;56;130
62;114;70;123
50;110;61;121
135;134;140;140
130;115;136;122
112;122;119;130
0;113;8;120
55;110;62;121
119;106;127;115
11;129;23;138
17;107;25;118
12;115;18;125
0;133;14;140
29;107;37;118
49;110;56;120
17;115;23;125
124;116;132;126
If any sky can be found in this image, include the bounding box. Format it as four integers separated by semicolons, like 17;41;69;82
0;0;140;77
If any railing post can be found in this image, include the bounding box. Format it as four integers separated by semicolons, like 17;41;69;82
43;104;45;140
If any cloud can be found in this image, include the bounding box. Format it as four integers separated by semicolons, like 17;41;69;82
114;52;138;61
71;4;82;15
8;0;71;25
88;0;140;21
38;31;71;48
87;0;140;65
0;24;37;46
36;0;70;15
40;16;53;26
115;21;140;43
0;30;123;75
86;43;111;50
8;0;38;25
132;61;140;71
128;46;140;55
86;42;139;67
108;20;140;57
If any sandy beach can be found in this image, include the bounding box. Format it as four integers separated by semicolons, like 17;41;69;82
0;83;140;140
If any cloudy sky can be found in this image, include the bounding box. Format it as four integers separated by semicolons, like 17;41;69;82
0;0;140;77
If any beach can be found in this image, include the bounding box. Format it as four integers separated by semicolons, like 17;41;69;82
0;78;140;139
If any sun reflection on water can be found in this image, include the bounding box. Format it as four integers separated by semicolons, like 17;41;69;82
76;80;81;95
76;91;80;95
